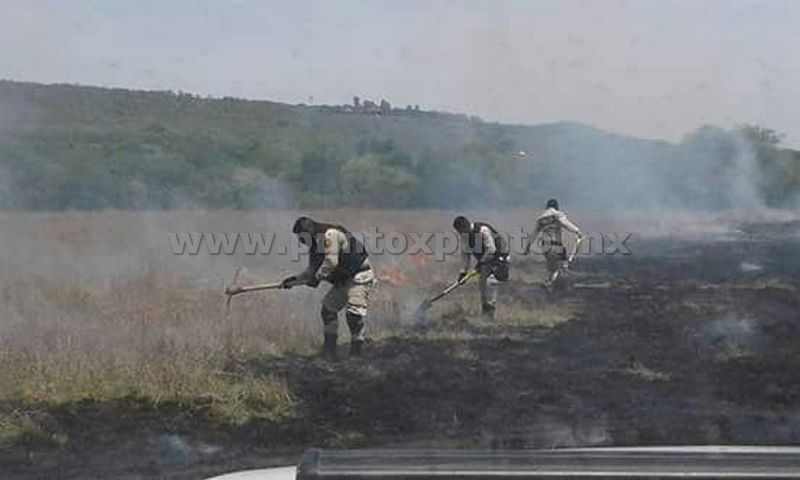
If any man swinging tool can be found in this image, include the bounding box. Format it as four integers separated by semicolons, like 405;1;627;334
281;216;374;360
452;215;510;319
525;198;584;288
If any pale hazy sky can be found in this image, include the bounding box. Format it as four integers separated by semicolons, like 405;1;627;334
1;0;798;146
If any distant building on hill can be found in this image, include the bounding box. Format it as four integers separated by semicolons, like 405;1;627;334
380;99;391;115
314;96;426;116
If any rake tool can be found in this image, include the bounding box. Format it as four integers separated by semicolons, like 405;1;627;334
414;268;480;318
568;235;585;264
224;267;290;313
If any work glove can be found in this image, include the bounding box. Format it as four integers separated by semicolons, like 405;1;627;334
280;276;298;289
306;276;321;288
457;270;468;282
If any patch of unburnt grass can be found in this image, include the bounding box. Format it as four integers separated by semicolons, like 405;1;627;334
0;410;69;450
423;293;577;337
0;348;297;451
624;360;673;383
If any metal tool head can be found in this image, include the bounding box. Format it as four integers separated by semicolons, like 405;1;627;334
224;267;245;315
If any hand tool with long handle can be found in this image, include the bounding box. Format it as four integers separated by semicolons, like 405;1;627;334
224;268;296;313
415;268;480;316
544;236;584;289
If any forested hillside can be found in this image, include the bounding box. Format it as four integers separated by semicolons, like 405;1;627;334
0;80;798;211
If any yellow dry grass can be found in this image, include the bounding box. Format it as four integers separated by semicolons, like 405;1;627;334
0;208;568;430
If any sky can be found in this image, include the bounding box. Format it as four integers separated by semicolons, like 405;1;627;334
1;0;798;146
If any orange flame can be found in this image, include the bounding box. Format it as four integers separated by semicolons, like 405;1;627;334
409;251;429;268
377;266;411;287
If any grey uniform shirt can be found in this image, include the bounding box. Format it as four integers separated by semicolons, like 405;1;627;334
529;208;581;248
461;224;497;272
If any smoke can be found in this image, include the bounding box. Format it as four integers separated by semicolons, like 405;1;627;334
703;315;760;352
230;167;295;209
510;122;772;214
725;135;763;210
676;126;765;211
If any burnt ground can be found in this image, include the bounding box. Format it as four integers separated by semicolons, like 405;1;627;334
2;232;800;479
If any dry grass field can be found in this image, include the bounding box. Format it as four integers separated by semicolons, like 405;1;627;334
0;209;534;447
0;208;799;478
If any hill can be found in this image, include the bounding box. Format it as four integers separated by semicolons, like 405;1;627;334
0;80;798;211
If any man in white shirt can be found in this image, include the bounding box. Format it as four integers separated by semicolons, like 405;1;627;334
525;199;584;287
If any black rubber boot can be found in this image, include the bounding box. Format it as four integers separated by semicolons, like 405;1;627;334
481;303;496;320
320;307;339;361
346;312;365;357
350;338;364;357
322;333;338;361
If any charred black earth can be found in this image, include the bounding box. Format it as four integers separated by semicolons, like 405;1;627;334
2;226;799;479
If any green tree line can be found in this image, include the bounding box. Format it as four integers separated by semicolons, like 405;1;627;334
0;80;797;211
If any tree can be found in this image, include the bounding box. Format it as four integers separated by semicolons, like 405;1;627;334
340;153;418;207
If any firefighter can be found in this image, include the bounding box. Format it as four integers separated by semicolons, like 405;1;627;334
281;217;374;360
525;198;584;286
452;215;510;319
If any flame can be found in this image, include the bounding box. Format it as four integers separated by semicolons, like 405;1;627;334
377;266;411;287
409;251;429;268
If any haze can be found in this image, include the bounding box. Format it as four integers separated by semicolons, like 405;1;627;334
1;0;798;146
